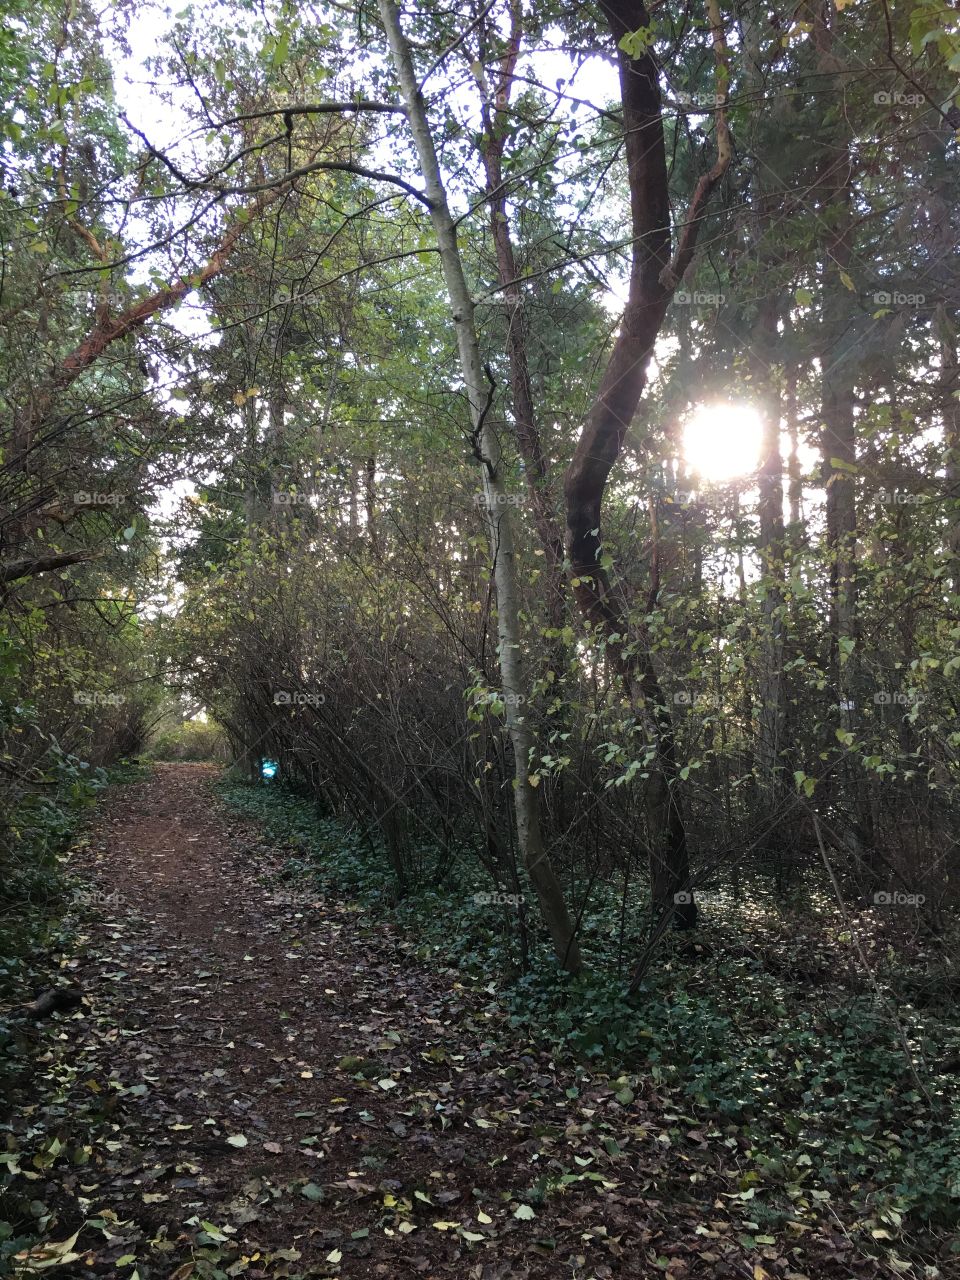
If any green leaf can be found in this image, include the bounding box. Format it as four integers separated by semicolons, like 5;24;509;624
618;26;655;58
272;28;290;67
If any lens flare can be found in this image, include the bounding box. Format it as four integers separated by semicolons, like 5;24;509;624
682;403;765;483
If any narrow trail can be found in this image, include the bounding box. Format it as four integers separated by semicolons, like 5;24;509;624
15;765;889;1279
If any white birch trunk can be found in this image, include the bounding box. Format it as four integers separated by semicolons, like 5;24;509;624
377;0;582;973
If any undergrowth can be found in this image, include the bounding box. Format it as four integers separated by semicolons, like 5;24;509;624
0;756;149;1270
220;776;960;1253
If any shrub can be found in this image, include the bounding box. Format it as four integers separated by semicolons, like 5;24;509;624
148;719;228;762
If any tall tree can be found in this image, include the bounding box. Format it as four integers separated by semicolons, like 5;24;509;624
377;0;583;973
564;0;731;930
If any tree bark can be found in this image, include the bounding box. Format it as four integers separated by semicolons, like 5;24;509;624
808;0;872;856
937;305;960;596
475;3;566;636
0;549;98;585
564;0;731;932
378;0;582;973
755;309;787;794
743;5;786;798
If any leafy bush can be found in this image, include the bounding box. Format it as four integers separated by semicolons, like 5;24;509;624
148;719;228;762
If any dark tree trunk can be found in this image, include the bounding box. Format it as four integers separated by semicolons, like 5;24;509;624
563;0;730;931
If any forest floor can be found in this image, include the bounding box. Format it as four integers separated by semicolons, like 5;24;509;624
3;764;940;1279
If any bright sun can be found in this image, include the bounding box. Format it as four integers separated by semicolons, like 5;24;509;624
682;403;765;484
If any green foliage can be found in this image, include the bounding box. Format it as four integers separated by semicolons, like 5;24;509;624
148;719;227;762
220;780;960;1234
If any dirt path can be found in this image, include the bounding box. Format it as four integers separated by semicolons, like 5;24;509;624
10;765;891;1279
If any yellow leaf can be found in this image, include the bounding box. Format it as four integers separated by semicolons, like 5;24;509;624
839;269;856;291
13;1229;82;1270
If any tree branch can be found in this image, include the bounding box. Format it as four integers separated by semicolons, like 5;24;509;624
0;549;99;584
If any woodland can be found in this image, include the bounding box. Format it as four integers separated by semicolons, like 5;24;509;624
1;0;959;1276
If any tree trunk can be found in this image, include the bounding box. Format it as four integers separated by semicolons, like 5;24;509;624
743;6;787;799
754;302;787;794
786;365;803;531
365;456;379;554
475;6;566;638
808;0;871;855
937;306;960;596
377;0;582;973
563;0;730;932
